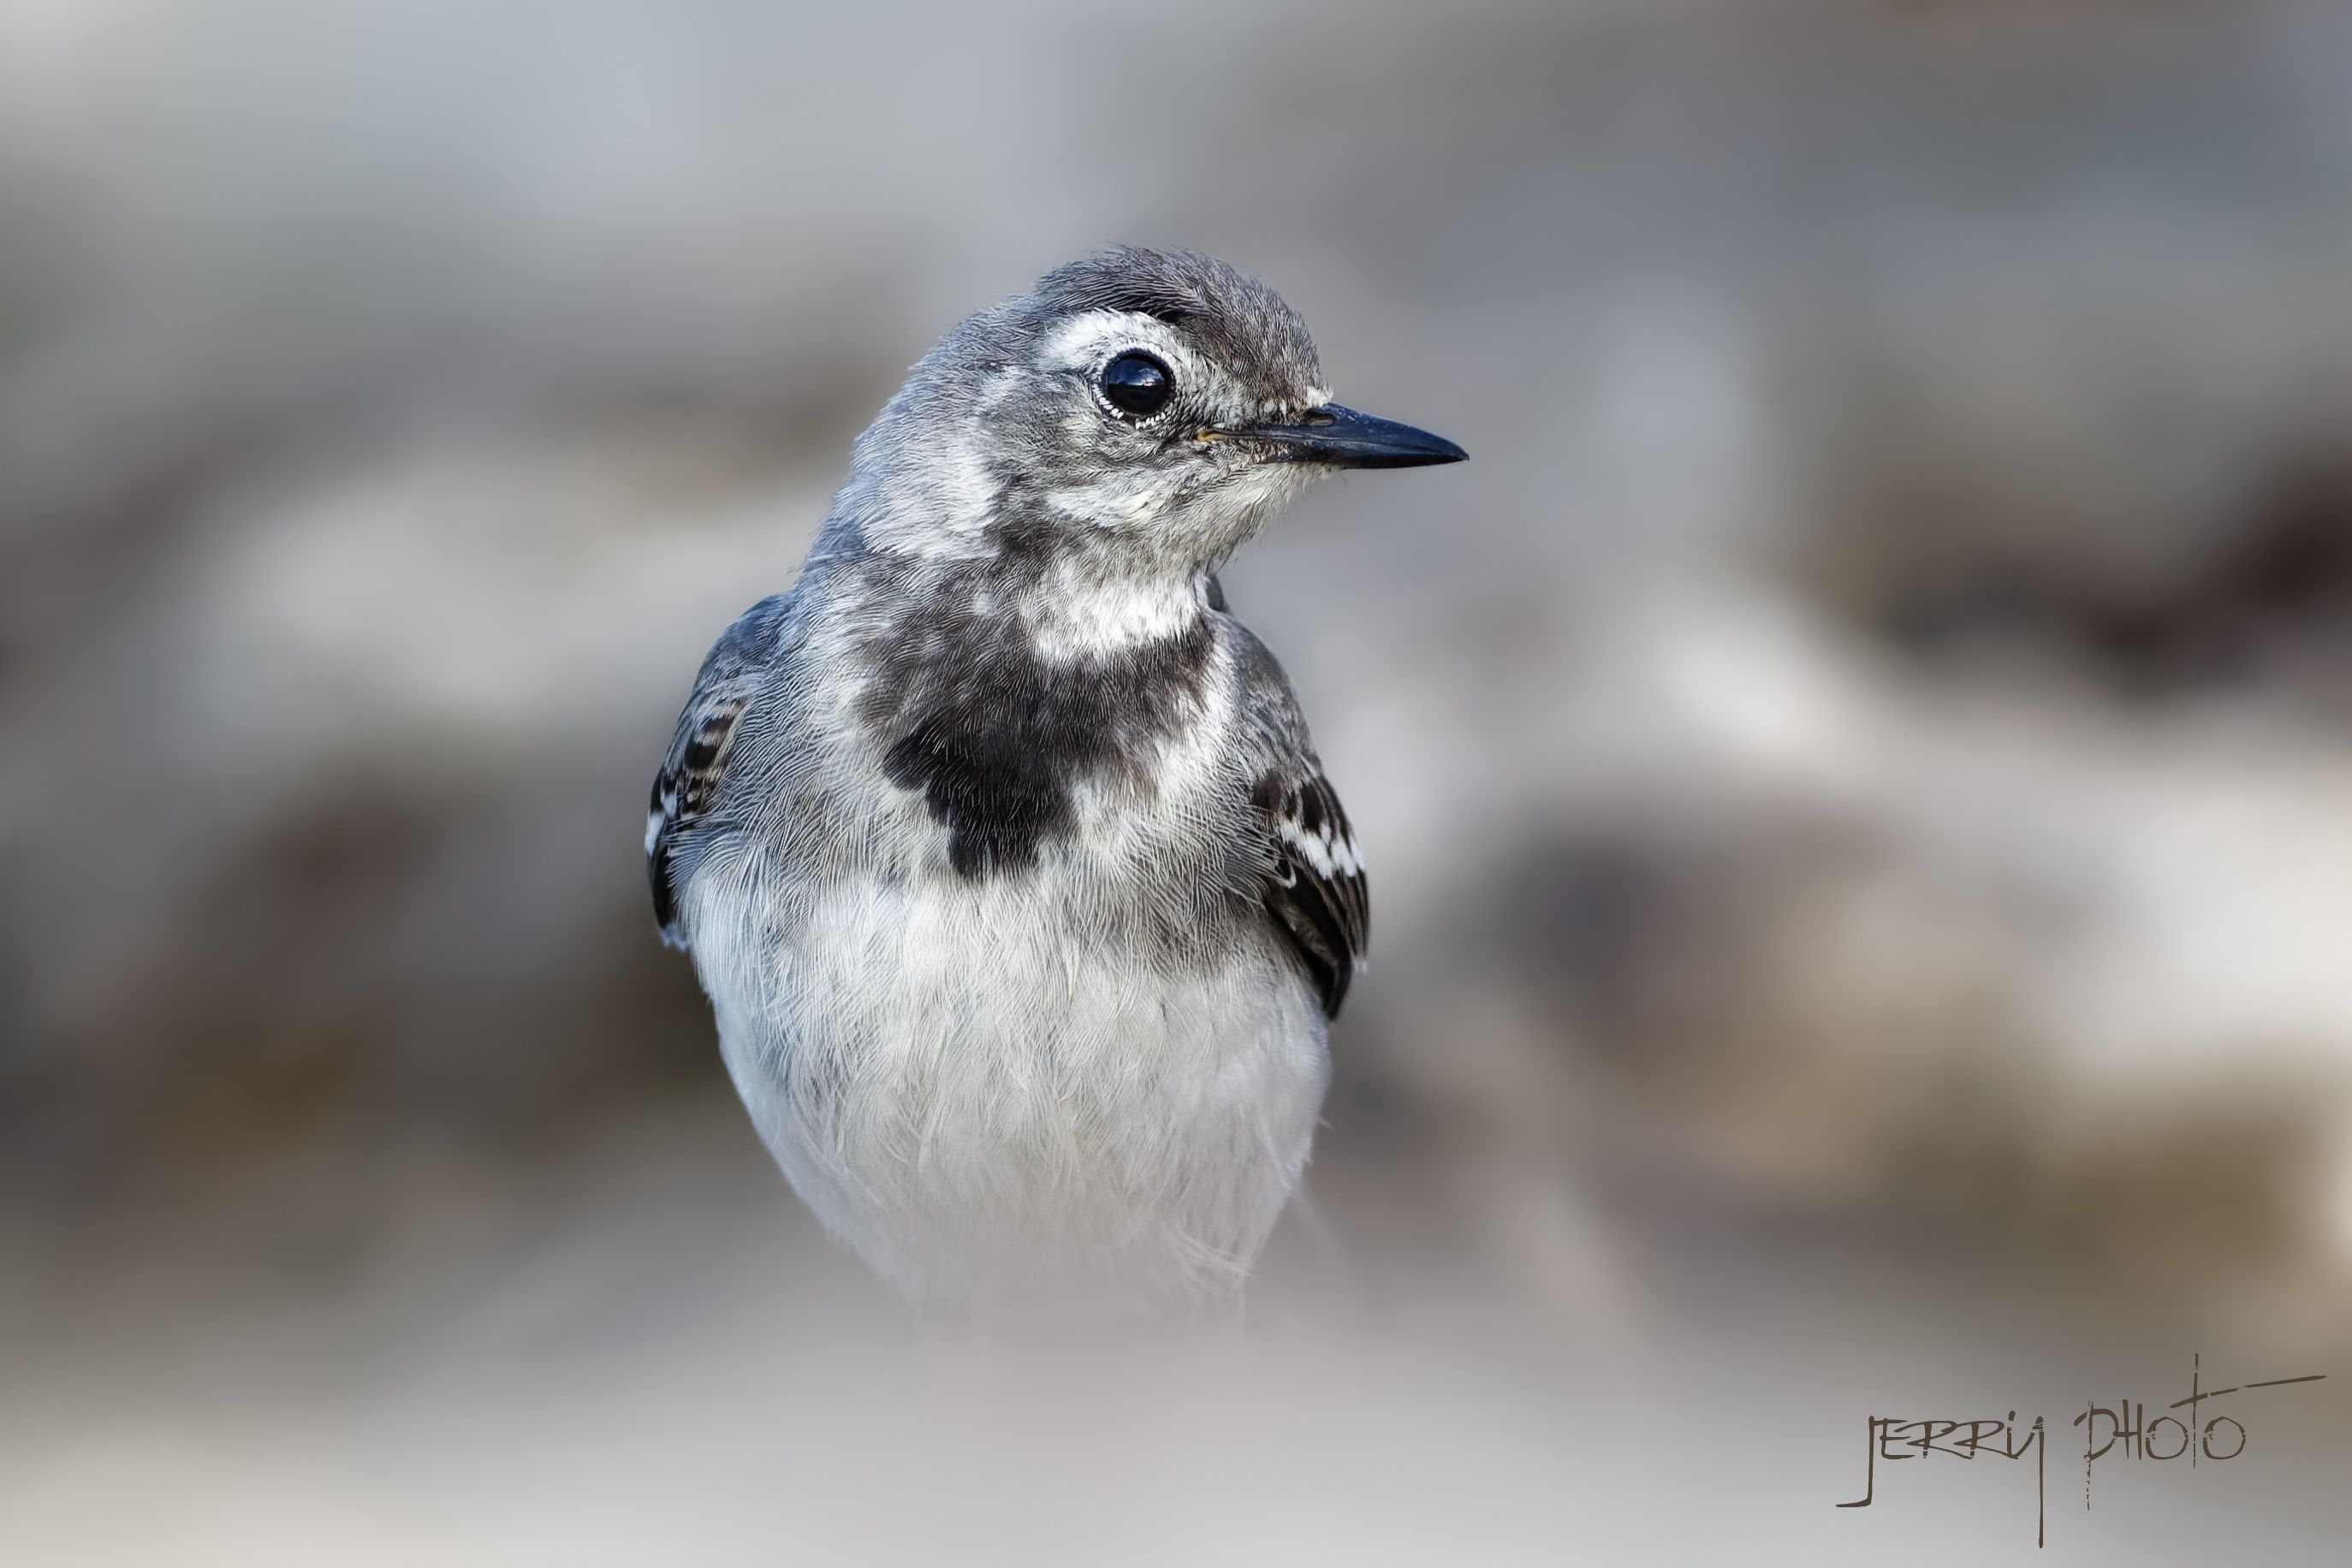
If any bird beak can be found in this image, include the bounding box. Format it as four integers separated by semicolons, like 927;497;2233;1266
1225;403;1468;469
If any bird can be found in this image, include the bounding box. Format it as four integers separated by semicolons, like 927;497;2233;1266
646;247;1463;1316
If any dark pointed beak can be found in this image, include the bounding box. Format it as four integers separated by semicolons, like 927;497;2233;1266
1228;403;1467;469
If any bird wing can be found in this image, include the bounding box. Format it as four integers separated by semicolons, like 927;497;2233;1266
1252;766;1369;1019
1230;625;1369;1019
647;592;793;948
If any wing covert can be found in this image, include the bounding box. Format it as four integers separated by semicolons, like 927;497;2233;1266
646;592;791;947
1252;769;1369;1019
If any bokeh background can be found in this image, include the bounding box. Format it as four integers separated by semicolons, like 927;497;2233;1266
5;0;2351;1561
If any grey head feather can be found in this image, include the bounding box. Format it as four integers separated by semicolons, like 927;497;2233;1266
1028;246;1325;412
823;246;1332;575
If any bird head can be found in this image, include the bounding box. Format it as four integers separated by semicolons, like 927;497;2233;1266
845;247;1464;578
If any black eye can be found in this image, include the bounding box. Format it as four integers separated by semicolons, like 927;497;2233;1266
1100;351;1173;417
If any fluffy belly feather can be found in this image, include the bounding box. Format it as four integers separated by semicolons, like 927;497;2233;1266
689;867;1330;1316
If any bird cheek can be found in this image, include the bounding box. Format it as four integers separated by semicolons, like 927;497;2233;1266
1226;460;1315;514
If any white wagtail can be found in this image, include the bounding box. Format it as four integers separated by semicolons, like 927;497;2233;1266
648;248;1463;1316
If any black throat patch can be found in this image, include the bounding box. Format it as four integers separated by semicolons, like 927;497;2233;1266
856;568;1215;878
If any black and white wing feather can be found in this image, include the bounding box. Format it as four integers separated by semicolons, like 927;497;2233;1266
1229;623;1369;1019
1252;769;1369;1019
646;593;790;947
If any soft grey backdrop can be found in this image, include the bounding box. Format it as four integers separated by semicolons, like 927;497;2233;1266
5;1;2350;1561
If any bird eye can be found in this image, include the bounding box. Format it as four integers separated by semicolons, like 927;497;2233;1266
1100;351;1173;417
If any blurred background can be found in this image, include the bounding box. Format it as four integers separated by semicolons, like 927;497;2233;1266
5;0;2351;1561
